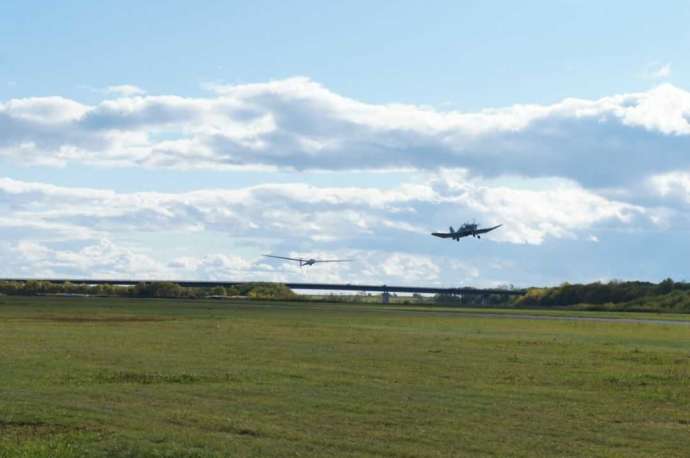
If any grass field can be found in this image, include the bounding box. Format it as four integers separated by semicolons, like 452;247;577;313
1;297;689;457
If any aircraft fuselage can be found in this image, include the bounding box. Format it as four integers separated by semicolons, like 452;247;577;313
431;224;502;241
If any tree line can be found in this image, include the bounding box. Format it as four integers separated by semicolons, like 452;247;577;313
2;279;688;312
514;278;690;312
514;279;681;306
431;279;690;313
0;280;297;300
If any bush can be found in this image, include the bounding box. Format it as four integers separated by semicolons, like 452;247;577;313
245;283;297;300
513;279;690;313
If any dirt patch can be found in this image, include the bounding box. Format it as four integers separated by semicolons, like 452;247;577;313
31;316;173;323
93;371;235;385
0;420;73;439
219;425;262;437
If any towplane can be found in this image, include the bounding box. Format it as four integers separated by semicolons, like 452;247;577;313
431;223;502;241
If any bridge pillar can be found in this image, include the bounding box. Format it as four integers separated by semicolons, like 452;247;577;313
382;291;391;304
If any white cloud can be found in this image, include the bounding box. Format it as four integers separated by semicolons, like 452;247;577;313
0;239;166;279
0;173;655;283
0;237;451;285
648;63;672;79
105;84;146;97
649;171;690;199
5;76;688;284
646;171;690;229
1;79;690;187
2;96;89;122
0;175;643;247
432;172;644;244
378;253;440;282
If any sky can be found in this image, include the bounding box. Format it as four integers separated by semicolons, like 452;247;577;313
1;1;690;286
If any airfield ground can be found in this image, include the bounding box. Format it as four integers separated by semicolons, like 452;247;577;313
1;297;689;457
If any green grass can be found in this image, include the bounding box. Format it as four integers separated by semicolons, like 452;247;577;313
1;296;689;457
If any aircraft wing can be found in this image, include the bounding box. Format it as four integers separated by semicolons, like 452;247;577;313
432;230;472;238
475;224;502;235
313;259;352;263
263;255;305;262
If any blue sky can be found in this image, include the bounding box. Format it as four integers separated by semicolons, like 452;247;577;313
2;1;688;107
1;1;689;285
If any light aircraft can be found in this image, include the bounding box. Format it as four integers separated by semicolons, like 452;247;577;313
431;222;502;241
263;255;353;267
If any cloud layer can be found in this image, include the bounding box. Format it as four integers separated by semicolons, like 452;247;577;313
3;78;688;285
0;173;650;284
0;173;641;245
2;78;690;188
